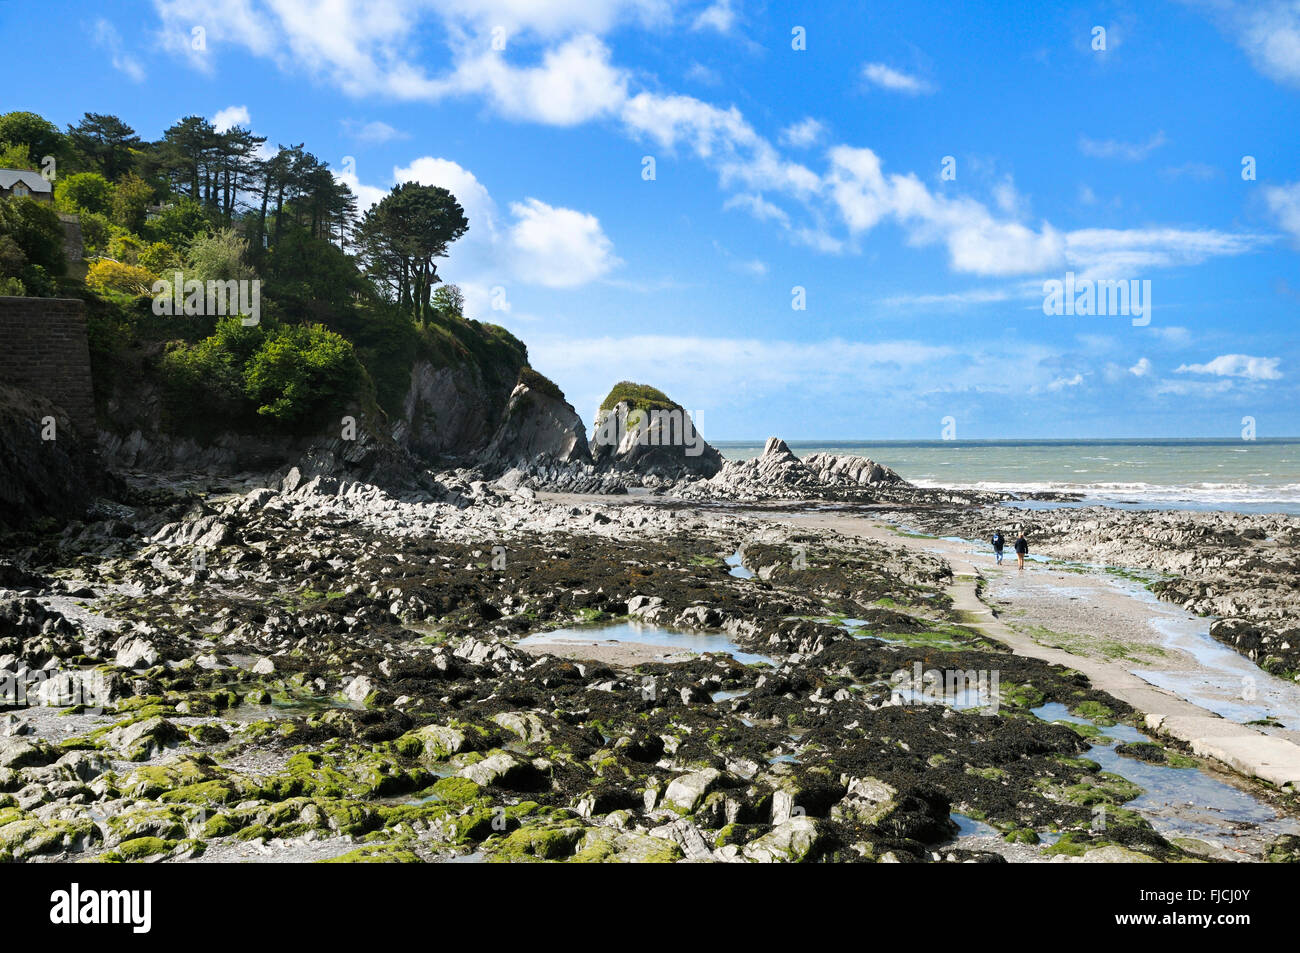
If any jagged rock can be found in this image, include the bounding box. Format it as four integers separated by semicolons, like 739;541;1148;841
482;376;592;470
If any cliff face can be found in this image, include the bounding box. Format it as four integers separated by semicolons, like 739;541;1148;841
481;378;592;470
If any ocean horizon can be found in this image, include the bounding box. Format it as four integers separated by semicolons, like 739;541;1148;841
713;438;1300;515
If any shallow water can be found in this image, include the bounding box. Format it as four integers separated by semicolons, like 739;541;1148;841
944;530;1300;733
1030;703;1300;850
517;621;773;665
725;550;754;579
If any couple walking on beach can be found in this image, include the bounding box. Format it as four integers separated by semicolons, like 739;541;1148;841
991;529;1029;570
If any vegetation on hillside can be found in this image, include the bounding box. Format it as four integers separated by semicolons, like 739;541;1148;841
599;381;679;414
0;108;551;440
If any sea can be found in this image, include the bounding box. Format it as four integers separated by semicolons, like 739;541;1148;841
713;439;1300;516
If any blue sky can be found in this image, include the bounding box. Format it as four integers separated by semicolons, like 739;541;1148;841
3;0;1299;440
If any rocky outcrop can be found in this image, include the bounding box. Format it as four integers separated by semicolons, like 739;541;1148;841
590;383;723;479
677;436;908;501
481;376;592;471
394;360;511;462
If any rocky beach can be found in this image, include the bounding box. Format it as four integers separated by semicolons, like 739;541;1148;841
3;430;1299;865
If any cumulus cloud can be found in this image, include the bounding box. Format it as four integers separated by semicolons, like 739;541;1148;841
692;0;736;33
149;0;1270;285
1129;357;1152;377
212;105;251;133
343;156;618;297
506;198;621;287
1047;373;1085;391
1175;354;1282;380
343;120;408;144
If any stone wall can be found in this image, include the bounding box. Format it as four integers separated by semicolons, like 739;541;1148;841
0;296;95;437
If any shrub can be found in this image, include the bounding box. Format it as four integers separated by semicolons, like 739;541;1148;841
106;228;146;265
143;198;209;250
599;381;678;413
86;259;158;297
187;227;254;283
243;324;359;423
110;172;153;233
138;241;183;275
159;320;359;431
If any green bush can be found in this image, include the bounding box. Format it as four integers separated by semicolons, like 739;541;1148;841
160;319;360;431
54;172;113;216
599;381;678;413
243;324;359;422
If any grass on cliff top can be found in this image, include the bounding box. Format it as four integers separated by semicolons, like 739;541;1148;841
599;381;678;413
518;365;566;403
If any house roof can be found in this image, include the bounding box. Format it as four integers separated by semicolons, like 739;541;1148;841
0;169;53;193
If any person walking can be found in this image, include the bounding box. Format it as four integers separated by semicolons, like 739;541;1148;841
1014;531;1029;571
991;530;1005;564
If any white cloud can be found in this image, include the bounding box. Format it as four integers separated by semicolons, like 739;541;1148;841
1063;227;1266;279
343;156;618;297
1175;354;1282;380
1129;357;1152;377
147;0;1270;288
1265;181;1300;242
826;145;1066;276
861;62;935;94
1198;0;1300;87
723;193;791;227
333;169;389;212
94;19;145;82
779;117;825;149
344;120;408;144
430;34;628;125
1047;373;1085;391
507;198;621;287
692;0;736;33
1078;131;1166;161
1144;325;1192;347
878;287;1019;309
685;62;720;85
212;105;251;133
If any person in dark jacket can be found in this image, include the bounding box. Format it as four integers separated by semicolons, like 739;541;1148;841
1014;531;1029;571
991;530;1005;564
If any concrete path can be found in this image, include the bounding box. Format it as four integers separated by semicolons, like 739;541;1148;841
752;509;1300;793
